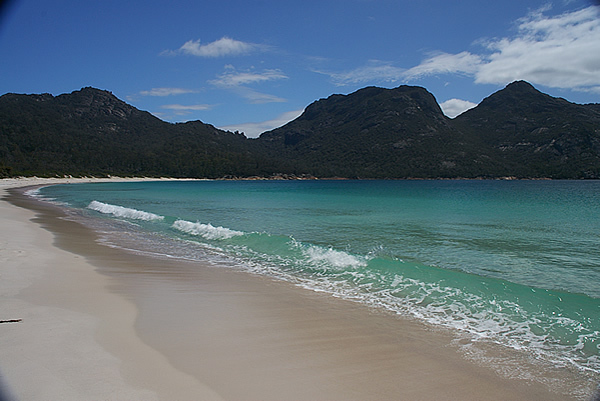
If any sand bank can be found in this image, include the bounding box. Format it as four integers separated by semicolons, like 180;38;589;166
0;178;587;400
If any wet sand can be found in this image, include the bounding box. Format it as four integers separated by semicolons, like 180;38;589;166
0;178;588;400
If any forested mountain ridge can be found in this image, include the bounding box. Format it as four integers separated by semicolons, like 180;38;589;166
0;87;269;177
259;85;485;178
453;81;600;178
1;82;599;179
260;81;600;178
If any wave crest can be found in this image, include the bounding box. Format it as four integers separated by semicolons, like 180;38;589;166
88;201;164;221
172;219;244;240
304;245;367;269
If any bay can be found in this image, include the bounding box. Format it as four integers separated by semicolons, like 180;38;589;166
38;179;600;393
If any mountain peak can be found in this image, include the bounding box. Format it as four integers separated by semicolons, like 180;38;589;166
466;80;570;114
504;80;536;91
494;80;544;98
52;86;139;120
282;85;445;128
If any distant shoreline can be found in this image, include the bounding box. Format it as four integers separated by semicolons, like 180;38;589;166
4;174;592;184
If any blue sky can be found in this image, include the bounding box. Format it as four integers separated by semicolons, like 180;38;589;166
1;0;599;137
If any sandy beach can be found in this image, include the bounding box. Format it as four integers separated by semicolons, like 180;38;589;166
0;178;589;400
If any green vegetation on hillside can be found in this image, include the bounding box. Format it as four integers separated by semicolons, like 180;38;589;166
1;82;599;179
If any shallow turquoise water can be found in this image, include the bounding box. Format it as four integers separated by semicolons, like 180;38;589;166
38;179;600;383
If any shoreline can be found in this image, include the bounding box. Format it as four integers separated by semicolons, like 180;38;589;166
0;178;590;400
0;178;223;400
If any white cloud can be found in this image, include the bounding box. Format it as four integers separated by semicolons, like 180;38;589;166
161;104;213;115
324;6;600;94
474;6;600;91
403;52;483;80
405;6;600;93
209;66;288;104
139;87;198;97
220;109;304;138
176;37;260;57
323;54;481;86
235;88;287;104
439;98;478;118
317;60;405;86
210;68;288;87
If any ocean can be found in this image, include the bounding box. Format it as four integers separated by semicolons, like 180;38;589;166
33;179;599;395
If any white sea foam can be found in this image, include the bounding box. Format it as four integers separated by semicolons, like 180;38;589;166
282;261;600;383
172;219;244;240
87;201;164;221
304;245;367;269
24;187;43;198
24;186;64;204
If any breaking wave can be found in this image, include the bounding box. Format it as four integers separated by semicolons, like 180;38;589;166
304;245;368;269
172;219;244;240
87;201;164;221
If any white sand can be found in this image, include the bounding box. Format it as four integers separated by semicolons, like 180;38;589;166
0;178;223;400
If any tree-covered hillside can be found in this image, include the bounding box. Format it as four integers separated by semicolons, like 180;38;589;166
1;82;599;179
0;87;273;177
259;81;600;178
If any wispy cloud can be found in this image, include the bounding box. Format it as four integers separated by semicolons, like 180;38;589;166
210;66;288;104
161;104;213;111
316;60;405;86
323;6;600;93
473;6;600;91
158;103;214;118
220;109;304;138
413;5;600;92
234;88;287;104
210;68;288;87
403;52;483;80
318;54;481;86
139;87;198;97
167;37;263;58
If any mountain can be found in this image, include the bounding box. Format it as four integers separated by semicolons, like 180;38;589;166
0;87;269;178
1;82;599;179
258;81;600;178
453;81;600;178
259;85;487;178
